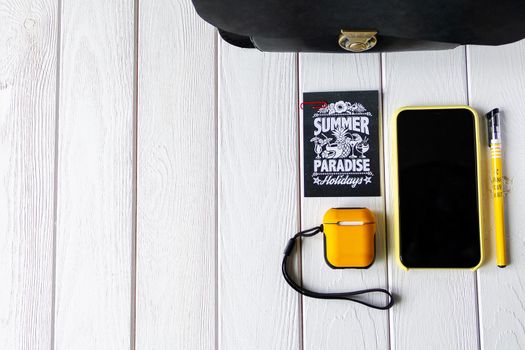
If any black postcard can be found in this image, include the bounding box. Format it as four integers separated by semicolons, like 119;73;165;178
303;91;381;197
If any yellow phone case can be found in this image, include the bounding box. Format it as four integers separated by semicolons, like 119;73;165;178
391;106;485;271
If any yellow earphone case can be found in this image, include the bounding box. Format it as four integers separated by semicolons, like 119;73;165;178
280;208;394;309
323;208;376;268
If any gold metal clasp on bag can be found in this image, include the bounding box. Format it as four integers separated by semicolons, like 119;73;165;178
338;30;378;52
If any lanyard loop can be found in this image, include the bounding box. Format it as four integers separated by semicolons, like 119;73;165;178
282;225;394;310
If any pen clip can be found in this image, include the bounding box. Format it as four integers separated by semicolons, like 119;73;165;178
485;108;500;146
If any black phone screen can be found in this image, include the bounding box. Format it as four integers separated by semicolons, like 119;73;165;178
396;108;481;268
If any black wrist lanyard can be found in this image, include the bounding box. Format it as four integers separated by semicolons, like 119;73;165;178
282;225;394;310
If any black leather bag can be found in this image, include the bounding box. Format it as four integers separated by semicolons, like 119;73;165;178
191;0;525;52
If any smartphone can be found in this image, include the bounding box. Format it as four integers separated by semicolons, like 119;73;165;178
392;106;484;270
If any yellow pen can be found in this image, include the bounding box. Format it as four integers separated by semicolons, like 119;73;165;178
486;108;507;267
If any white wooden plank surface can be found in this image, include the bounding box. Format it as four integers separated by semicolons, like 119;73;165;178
135;0;216;348
382;47;480;350
468;40;525;350
299;53;390;350
4;0;525;344
0;0;57;348
218;43;300;350
53;0;134;348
